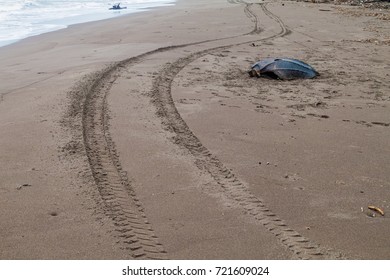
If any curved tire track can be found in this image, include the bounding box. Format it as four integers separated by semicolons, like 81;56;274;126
82;62;167;259
149;3;342;260
65;2;344;259
63;1;264;259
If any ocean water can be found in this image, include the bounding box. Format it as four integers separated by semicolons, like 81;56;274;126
0;0;175;47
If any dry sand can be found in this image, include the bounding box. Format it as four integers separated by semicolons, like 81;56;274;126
0;0;389;259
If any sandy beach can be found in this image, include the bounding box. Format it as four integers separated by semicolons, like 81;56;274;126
0;0;389;259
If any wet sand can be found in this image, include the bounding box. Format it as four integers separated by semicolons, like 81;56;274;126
0;0;389;259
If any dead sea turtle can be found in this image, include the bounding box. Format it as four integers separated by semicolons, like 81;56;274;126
249;58;319;80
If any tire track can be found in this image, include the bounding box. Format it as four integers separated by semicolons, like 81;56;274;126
244;3;262;34
149;3;343;260
259;2;291;37
228;0;263;35
64;2;344;259
82;62;167;259
64;1;264;259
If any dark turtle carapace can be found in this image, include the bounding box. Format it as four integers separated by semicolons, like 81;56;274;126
249;58;319;80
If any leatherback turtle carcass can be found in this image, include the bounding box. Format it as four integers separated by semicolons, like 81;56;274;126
249;58;319;80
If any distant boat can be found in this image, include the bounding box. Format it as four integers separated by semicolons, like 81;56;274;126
109;3;127;10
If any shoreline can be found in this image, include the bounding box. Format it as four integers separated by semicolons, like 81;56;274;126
1;0;389;259
0;0;176;48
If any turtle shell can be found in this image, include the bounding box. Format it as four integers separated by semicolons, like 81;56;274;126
250;58;319;80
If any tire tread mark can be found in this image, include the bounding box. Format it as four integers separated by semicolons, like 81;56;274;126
244;3;262;34
64;1;343;260
81;63;167;259
64;12;261;258
228;0;262;34
259;2;291;37
149;3;344;260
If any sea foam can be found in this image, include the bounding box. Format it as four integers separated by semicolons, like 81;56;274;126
0;0;174;47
